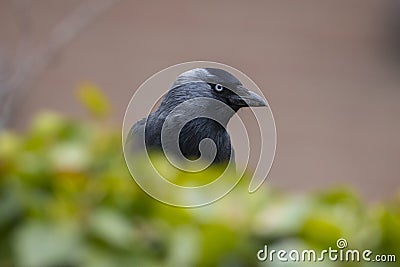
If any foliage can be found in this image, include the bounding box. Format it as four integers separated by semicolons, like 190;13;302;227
76;83;110;119
0;111;399;267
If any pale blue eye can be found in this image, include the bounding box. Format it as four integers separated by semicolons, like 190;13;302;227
215;84;224;92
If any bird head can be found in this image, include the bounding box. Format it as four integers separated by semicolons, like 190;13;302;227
170;68;267;112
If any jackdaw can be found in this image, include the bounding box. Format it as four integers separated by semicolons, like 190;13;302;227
126;68;267;165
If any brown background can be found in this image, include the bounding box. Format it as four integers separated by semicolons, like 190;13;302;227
1;0;399;202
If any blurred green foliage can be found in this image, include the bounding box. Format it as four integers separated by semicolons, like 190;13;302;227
0;110;399;267
76;82;110;119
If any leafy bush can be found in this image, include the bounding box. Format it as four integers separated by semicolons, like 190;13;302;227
0;111;399;267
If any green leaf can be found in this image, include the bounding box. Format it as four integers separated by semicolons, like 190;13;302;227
88;208;135;249
77;82;110;118
13;221;83;267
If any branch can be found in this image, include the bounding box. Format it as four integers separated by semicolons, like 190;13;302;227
0;0;120;129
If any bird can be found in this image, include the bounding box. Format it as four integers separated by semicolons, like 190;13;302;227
125;68;267;166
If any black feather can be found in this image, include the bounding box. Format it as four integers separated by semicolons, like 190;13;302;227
126;81;237;164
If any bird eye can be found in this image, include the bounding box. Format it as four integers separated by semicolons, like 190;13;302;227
214;84;224;92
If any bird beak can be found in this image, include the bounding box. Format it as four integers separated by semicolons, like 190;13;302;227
241;90;267;107
227;86;267;109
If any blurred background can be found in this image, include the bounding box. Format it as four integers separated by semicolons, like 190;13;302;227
0;0;399;266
